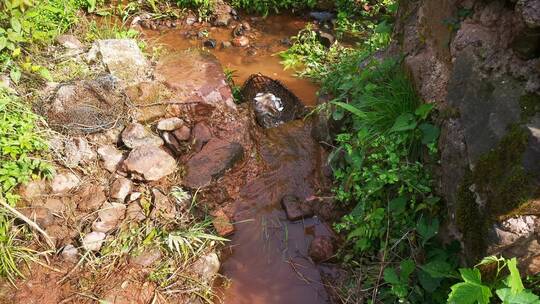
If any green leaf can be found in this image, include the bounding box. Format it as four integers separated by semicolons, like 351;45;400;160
400;259;415;281
420;259;455;279
419;123;440;144
10;68;21;84
418;269;442;292
507;258;524;294
10;17;22;33
38;68;53;81
383;267;400;285
0;37;7;51
496;288;540;304
448;280;492;304
389;196;406;215
417;217;439;245
415;103;434;120
332;101;367;119
390;113;417;132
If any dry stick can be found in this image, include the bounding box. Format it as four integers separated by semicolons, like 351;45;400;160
0;198;56;250
58;251;90;285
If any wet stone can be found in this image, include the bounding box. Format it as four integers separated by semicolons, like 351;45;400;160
204;39;217;49
232;36;249;47
221;41;232;49
281;195;314;221
212;208;234;237
191;122;212;152
123;145;177;181
183;139;244;189
98;145;125;172
121;123;163;149
308;236;335;263
173;125;191;141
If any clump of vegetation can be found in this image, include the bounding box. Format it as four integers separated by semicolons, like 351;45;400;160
231;0;315;16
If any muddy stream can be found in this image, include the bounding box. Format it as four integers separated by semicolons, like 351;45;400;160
145;15;332;304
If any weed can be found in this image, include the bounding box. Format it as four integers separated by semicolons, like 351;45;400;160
223;68;242;103
0;214;36;284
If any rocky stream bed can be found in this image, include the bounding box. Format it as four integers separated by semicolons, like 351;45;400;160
0;11;343;304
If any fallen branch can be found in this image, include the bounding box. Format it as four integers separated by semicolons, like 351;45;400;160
0;198;56;250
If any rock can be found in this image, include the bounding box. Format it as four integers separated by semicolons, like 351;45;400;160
61;244;79;263
517;0;540;28
126;201;146;222
20;207;54;228
150;189;176;220
77;185;107;212
193;252;220;283
51;172;80;194
130;249;162;267
317;31;335;48
64;137;95;168
155;50;236;110
92;202;126;233
232;23;250;37
281;195;314;221
204;39;217;49
82;232;106;252
88;39;148;83
44;198;67;213
232;36;249;47
56;35;84;50
162;131;182;156
221;41;232;49
98;145;125;172
183;139;244;189
186;16;197;25
212;208;234;237
121;123;164;149
191;122;212;152
213;0;233;26
309;11;335;23
511;27;540;59
45;75;126;135
123;145;177;181
110;177;132;202
173;125;191;141
156;117;184;131
20;180;47;200
308;236;335;263
127;192;142;202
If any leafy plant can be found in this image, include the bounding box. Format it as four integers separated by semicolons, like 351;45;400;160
448;256;540;304
0;214;35;284
167;220;228;264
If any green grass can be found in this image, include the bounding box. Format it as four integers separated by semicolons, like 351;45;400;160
0;214;35;285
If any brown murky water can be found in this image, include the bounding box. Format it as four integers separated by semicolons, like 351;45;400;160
144;14;330;304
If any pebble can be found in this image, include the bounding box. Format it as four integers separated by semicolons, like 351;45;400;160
157;117;184;131
82;232;106;252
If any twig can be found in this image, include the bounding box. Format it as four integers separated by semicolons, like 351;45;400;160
371;210;391;303
0;198;56;250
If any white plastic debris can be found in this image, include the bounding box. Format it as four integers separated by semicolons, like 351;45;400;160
254;92;284;114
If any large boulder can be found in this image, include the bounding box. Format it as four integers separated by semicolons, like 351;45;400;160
123;145;177;181
183;139;243;188
87;39;149;84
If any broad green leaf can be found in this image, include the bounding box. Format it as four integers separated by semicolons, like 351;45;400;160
400;259;415;281
507;258;524;294
419;123;440;144
417;269;441;292
332;101;367;119
10;68;21;84
460;268;483;284
390;113;417;132
415;103;434;120
496;288;540;304
10;17;22;33
0;37;7;51
420;259;455;279
417;217;439;245
38;68;53;82
389;196;406;215
383;267;400;285
448;280;492;304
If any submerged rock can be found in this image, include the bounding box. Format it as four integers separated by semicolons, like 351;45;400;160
193;252;220;283
183;139;244;189
123;145;177;181
309;236;335;263
232;36;249;47
281;195;314;221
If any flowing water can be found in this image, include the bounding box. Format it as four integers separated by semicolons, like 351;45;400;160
144;15;332;304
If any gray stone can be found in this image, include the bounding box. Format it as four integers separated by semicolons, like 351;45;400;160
123;145;177;181
20;180;47;200
98;145;125;172
518;0;540;28
110;177;132;202
61;244;79;263
183;139;243;189
64;137;95;168
88;39;148;83
82;232;106;251
121;123;164;149
92;202;126;233
56;34;84;50
157;117;184;131
193;252;220;283
51;172;80;194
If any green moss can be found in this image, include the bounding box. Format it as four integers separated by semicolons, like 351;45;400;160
472;125;533;216
520;93;540;121
456;125;535;264
456;173;487;264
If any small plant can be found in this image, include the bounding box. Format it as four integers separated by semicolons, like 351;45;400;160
0;214;35;284
167;220;228;264
448;256;540;304
223;68;242;103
